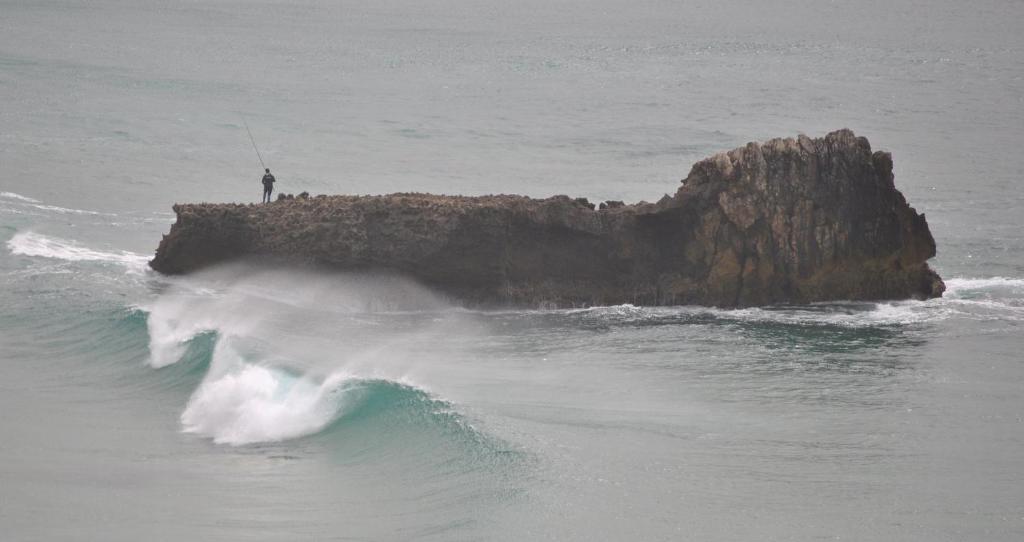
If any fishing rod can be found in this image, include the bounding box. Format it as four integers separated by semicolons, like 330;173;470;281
241;116;267;170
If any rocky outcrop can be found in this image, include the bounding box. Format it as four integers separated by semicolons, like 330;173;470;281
150;130;944;307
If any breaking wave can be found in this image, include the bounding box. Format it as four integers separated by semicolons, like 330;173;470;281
155;329;481;447
138;264;479;446
177;340;380;445
176;344;462;446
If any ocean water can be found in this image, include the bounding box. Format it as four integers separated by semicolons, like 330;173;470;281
2;0;1023;540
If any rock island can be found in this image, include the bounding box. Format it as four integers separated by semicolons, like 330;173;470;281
150;129;945;307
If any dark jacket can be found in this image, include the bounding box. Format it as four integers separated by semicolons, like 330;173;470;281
262;173;276;188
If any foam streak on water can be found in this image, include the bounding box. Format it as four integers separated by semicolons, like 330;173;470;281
944;277;1024;294
0;191;40;203
7;231;150;273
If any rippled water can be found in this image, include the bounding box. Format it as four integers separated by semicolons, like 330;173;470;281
2;0;1023;540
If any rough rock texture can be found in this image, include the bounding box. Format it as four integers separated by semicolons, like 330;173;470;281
150;130;944;307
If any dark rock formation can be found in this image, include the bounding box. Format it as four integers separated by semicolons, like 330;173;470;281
150;130;944;307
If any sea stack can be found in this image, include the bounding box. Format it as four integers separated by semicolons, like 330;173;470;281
150;129;944;307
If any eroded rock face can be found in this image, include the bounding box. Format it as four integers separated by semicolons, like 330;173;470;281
150;130;944;307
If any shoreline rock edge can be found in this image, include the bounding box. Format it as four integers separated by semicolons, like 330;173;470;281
150;129;945;308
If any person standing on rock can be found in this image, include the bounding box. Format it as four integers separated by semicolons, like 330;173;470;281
261;168;276;203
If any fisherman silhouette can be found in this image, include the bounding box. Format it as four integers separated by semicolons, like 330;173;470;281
261;168;276;203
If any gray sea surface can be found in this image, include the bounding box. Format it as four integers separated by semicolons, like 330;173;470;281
1;0;1022;540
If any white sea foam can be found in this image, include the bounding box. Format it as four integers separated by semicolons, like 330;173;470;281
944;277;1024;295
7;232;150;273
0;206;45;217
564;276;1024;327
707;301;944;327
0;191;41;203
26;203;112;216
568;303;646;318
0;192;113;216
567;301;946;327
